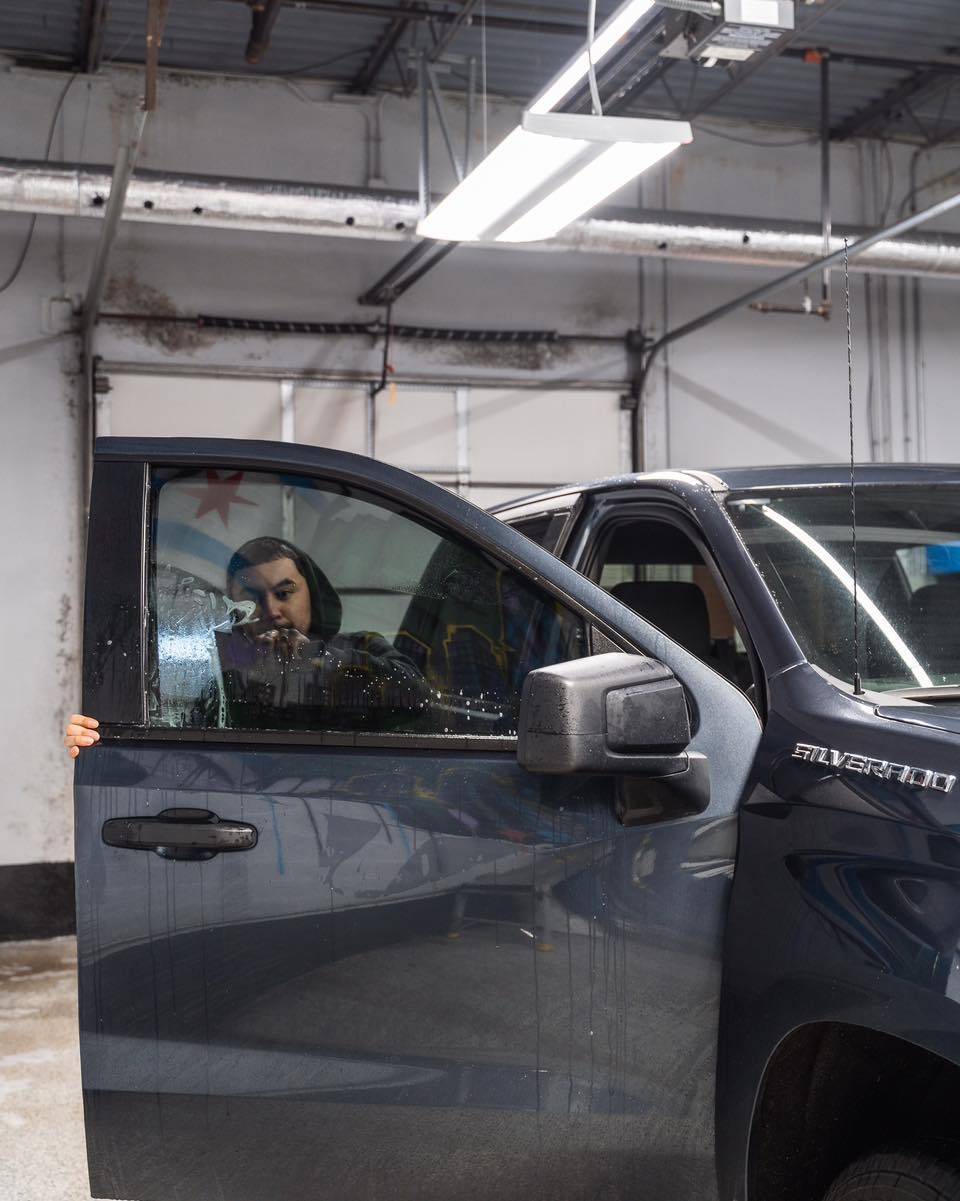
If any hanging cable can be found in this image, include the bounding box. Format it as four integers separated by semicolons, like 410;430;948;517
0;72;77;295
586;0;603;116
371;302;395;400
844;238;863;697
481;0;488;157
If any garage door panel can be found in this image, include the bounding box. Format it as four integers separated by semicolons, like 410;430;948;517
375;388;458;473
470;390;623;487
294;386;367;454
105;376;282;440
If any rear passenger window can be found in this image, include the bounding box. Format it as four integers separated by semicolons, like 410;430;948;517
149;468;585;736
596;518;754;694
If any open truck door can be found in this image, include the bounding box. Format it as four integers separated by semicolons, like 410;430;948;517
76;437;760;1201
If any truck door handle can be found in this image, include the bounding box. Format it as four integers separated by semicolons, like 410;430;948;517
102;808;258;861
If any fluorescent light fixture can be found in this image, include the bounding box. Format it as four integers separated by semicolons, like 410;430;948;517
418;112;691;244
416;125;590;244
497;132;682;243
528;0;659;116
416;0;689;244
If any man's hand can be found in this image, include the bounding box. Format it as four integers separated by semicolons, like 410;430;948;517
253;627;311;662
64;714;100;758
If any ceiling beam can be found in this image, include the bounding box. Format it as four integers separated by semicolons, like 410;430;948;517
831;68;954;141
245;0;284;64
144;0;171;111
782;46;960;77
427;0;481;64
215;0;582;40
607;57;680;115
348;0;419;94
76;0;109;73
566;10;669;114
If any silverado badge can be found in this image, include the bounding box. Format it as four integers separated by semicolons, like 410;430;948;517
793;743;956;794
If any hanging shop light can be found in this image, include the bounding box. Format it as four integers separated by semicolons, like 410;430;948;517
418;112;691;243
416;0;692;244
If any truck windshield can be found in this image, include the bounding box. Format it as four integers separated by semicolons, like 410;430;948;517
727;487;960;693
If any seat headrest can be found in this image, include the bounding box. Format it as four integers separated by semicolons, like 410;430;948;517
610;580;711;661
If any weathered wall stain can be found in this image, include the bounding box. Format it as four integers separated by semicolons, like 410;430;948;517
42;590;78;862
104;273;217;354
420;338;579;374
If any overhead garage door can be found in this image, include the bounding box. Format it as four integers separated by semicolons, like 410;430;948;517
101;373;627;509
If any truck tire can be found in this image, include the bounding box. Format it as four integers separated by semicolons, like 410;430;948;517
823;1150;960;1201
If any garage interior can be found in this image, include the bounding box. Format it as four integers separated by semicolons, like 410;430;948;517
2;1;960;1197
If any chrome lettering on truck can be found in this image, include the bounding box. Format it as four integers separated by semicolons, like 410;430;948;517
793;742;957;794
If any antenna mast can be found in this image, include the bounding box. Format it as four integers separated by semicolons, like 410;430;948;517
844;238;864;696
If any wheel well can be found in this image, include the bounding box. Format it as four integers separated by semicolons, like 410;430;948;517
748;1022;960;1201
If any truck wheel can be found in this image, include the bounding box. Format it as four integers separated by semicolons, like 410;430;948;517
823;1150;960;1201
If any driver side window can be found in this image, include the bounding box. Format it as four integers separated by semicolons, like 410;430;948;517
149;467;586;737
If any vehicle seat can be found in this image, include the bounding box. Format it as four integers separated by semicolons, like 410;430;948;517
610;580;712;662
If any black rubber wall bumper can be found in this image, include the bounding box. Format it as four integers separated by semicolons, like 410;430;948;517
0;862;76;941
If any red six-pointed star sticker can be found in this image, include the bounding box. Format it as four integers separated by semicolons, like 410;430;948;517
182;470;257;527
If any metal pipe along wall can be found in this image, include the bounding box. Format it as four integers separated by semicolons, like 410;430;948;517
3;158;960;278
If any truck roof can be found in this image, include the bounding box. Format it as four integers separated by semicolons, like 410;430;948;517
490;463;960;513
707;463;960;490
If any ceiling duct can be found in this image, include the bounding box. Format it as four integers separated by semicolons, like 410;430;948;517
2;158;960;279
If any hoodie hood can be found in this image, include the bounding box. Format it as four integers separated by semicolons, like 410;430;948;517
226;537;342;642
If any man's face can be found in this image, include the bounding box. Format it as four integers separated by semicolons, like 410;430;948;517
229;556;312;636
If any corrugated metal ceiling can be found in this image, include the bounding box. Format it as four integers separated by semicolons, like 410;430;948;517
2;0;960;140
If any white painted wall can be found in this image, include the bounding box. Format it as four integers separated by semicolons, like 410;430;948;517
0;215;80;867
2;58;960;870
640;135;960;468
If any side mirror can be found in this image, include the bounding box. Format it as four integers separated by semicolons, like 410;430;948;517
517;652;709;824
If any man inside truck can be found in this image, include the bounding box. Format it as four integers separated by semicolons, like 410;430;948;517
66;531;426;753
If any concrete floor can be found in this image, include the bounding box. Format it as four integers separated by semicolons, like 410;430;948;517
0;937;92;1201
0;934;708;1201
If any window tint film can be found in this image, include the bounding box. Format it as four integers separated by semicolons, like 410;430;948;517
149;468;585;735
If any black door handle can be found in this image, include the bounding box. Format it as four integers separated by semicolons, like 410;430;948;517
102;808;258;861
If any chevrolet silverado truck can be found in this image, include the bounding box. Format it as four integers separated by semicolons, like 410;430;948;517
77;441;960;1201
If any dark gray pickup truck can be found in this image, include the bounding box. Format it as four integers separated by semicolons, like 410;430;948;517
77;443;960;1201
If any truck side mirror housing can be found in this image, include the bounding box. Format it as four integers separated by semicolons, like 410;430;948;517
517;652;709;824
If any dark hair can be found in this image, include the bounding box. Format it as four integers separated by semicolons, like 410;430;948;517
226;536;342;641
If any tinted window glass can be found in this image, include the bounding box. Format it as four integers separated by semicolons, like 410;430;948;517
149;468;585;735
508;511;570;554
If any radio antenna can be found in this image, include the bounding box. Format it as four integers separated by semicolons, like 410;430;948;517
844;237;864;696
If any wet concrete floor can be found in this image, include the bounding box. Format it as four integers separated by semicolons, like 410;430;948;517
0;937;96;1200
